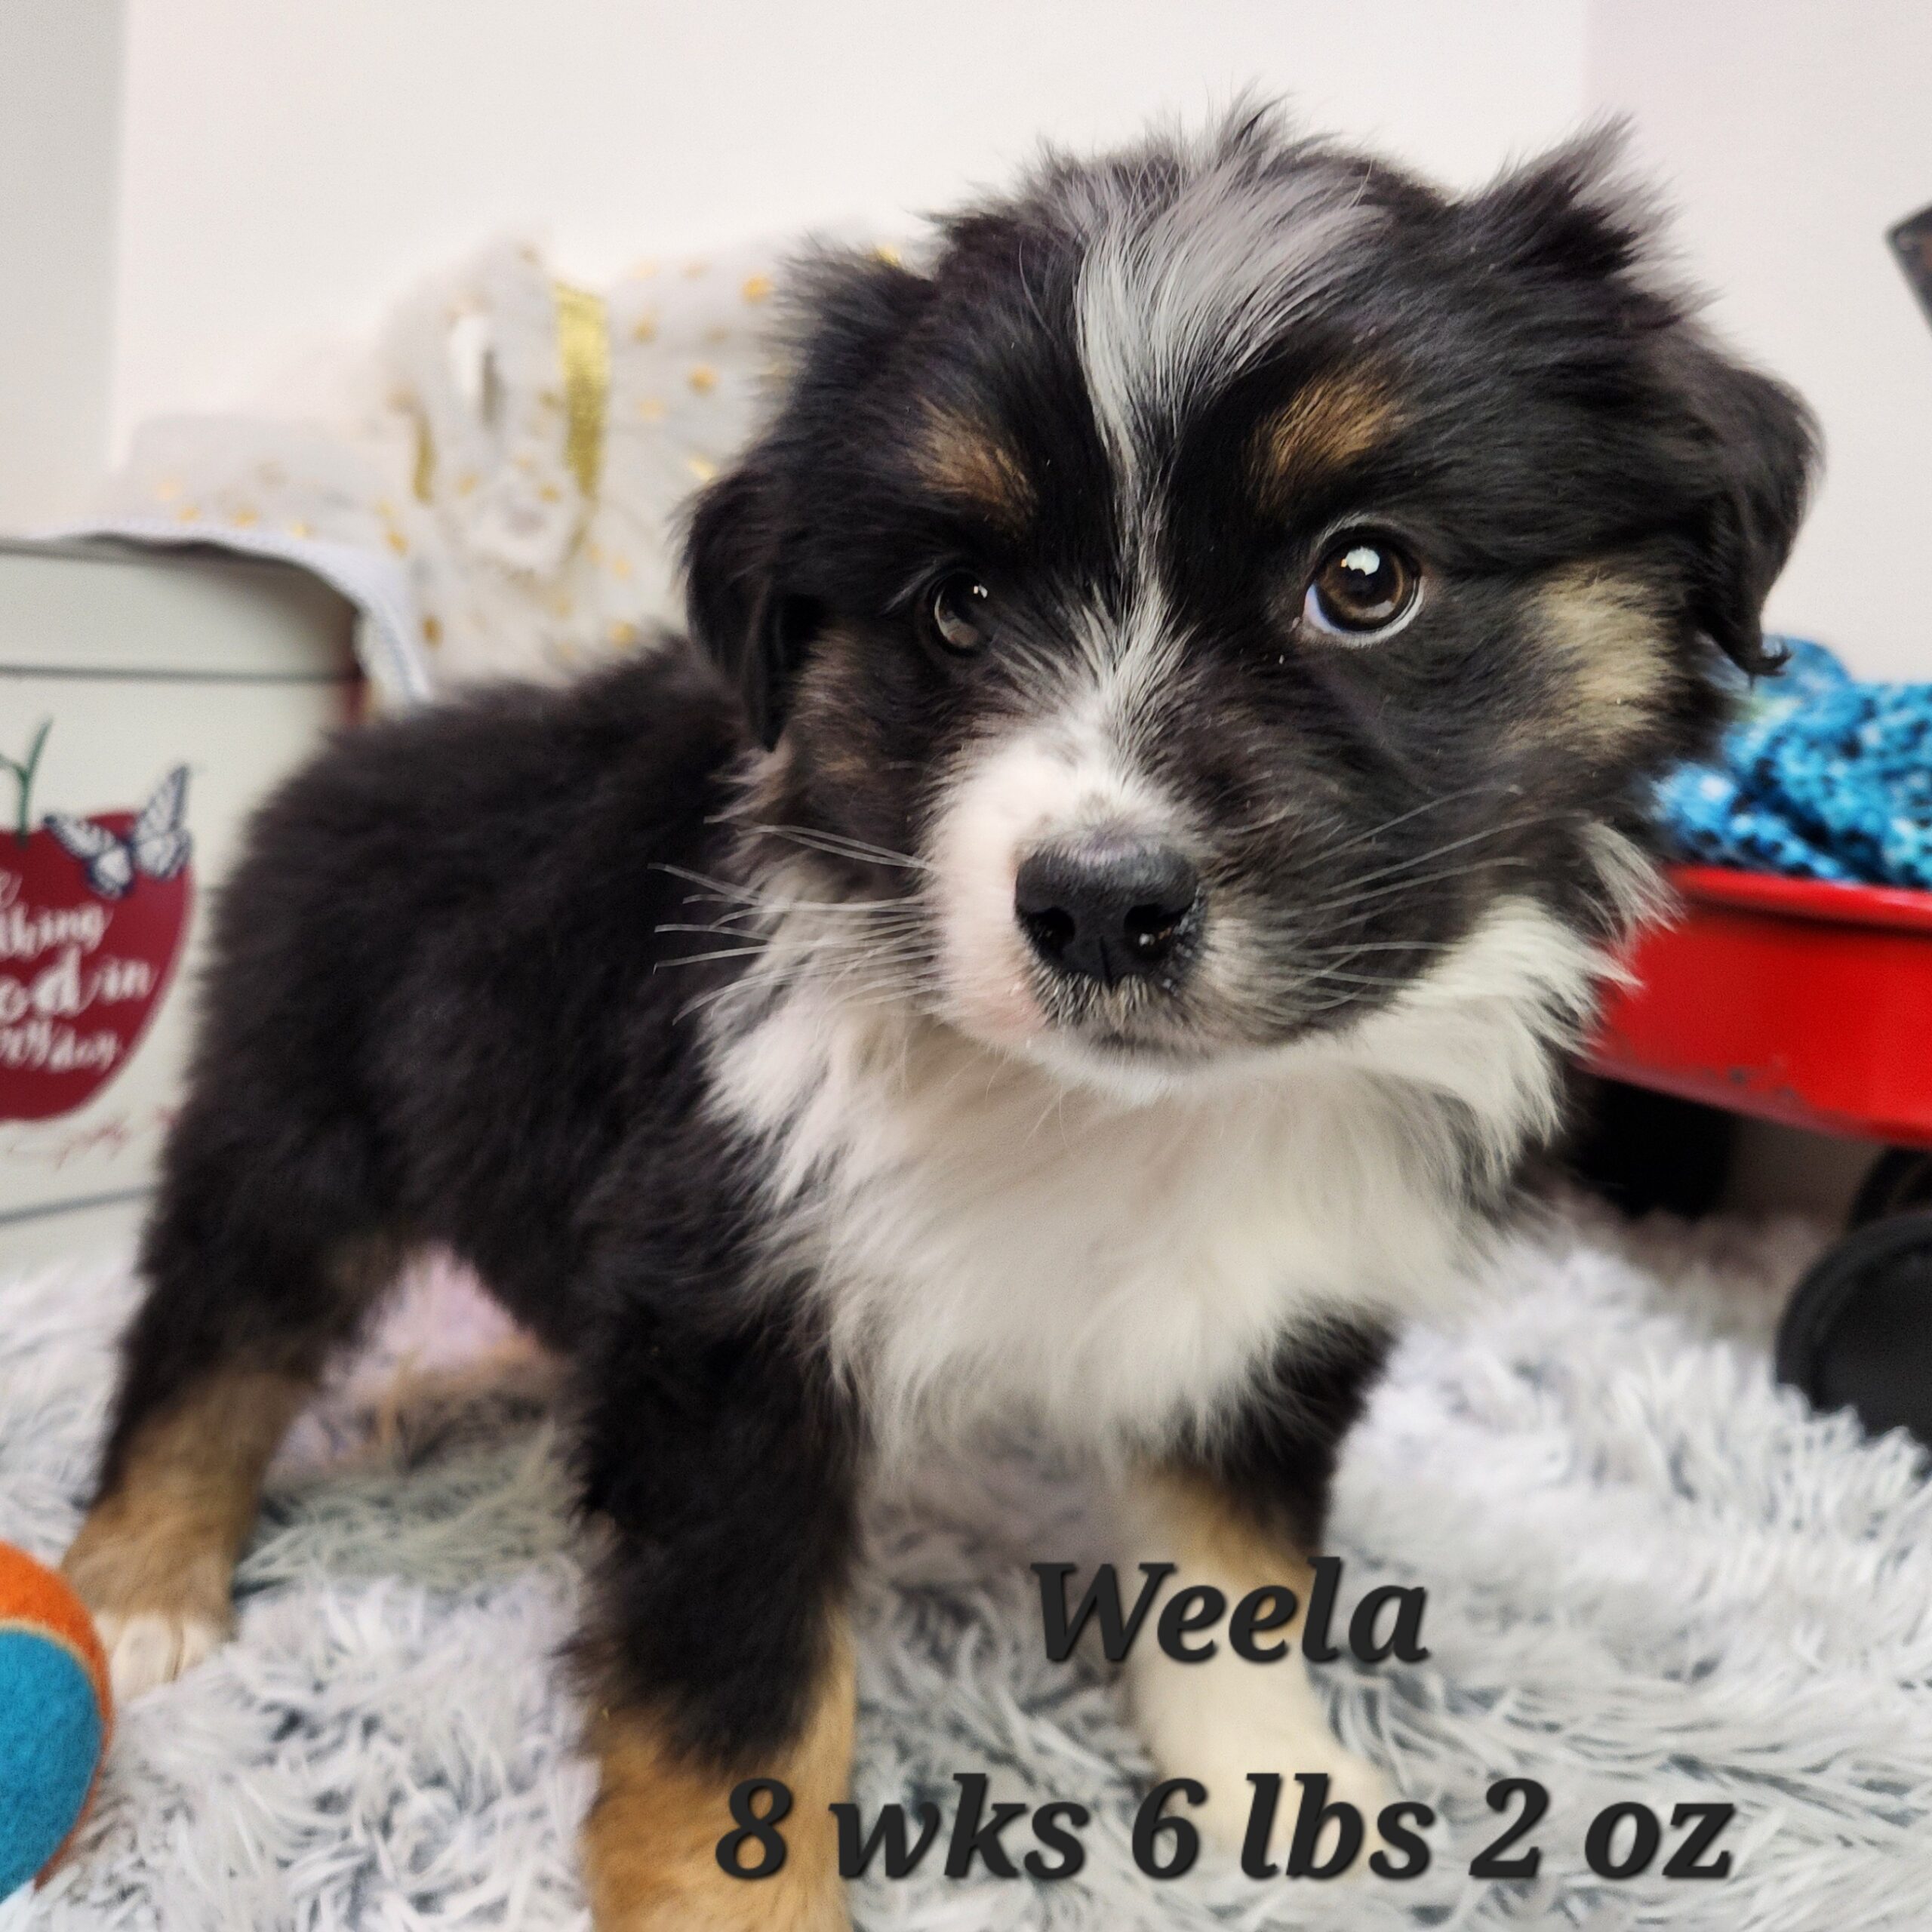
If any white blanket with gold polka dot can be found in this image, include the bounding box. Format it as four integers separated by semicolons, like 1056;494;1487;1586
88;232;860;697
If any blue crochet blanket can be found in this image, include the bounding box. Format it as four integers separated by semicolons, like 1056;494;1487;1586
1657;640;1932;888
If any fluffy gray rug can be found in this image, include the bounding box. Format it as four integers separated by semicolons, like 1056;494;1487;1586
4;1203;1928;1932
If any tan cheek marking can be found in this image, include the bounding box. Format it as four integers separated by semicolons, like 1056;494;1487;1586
913;405;1034;532
783;630;897;794
1251;370;1401;512
1538;564;1675;752
63;1366;311;1632
582;1625;854;1931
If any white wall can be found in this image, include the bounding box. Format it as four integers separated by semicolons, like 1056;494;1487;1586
1589;0;1932;679
0;0;124;525
11;0;1932;684
107;0;1588;451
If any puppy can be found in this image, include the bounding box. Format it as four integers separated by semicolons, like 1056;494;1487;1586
64;109;1813;1927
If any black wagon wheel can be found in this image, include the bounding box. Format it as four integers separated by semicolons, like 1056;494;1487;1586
1776;1209;1932;1447
1849;1147;1932;1229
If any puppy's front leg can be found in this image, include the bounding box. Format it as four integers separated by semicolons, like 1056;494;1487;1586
1122;1326;1393;1862
574;1313;858;1932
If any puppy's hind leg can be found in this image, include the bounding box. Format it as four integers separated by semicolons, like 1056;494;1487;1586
574;1307;860;1931
63;1109;402;1700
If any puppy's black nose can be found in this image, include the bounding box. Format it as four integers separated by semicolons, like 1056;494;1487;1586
1014;835;1201;984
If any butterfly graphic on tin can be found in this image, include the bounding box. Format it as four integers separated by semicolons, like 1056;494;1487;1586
44;765;194;900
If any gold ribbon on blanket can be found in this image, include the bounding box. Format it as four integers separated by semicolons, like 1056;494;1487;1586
553;280;611;503
410;279;611;511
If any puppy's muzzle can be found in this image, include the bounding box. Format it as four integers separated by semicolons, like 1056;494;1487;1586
1014;832;1201;986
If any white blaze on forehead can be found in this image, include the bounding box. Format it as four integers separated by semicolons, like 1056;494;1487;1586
1073;152;1386;481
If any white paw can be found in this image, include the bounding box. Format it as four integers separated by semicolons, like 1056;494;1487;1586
1130;1630;1394;1877
94;1607;228;1700
1189;1720;1392;1869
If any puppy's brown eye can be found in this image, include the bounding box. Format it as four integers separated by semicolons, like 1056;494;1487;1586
927;573;994;656
1304;537;1420;639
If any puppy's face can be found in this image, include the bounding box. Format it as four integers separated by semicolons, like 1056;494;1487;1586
688;115;1814;1091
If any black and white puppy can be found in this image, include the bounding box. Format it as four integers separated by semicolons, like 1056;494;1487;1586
66;111;1813;1928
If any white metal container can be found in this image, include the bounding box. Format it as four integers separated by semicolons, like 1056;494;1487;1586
0;539;359;1264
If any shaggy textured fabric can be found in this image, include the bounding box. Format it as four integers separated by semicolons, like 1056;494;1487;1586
1658;639;1932;888
3;1205;1927;1931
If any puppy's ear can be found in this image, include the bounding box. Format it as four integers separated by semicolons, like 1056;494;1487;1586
684;457;800;750
685;245;931;746
1663;335;1818;675
1470;128;1819;675
1465;126;1656;289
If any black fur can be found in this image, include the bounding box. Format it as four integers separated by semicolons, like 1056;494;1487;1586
1174;1322;1395;1557
89;110;1816;1793
102;645;858;1763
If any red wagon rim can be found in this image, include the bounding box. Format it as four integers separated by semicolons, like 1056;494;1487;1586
1669;864;1932;936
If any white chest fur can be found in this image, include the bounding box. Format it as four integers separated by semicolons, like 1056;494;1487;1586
709;897;1604;1451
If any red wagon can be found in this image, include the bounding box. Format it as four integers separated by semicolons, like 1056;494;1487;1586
1587;865;1932;1441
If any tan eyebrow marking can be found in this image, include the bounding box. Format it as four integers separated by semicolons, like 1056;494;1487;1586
913;404;1035;531
1251;368;1402;511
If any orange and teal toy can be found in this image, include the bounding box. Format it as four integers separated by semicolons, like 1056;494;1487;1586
0;1543;112;1898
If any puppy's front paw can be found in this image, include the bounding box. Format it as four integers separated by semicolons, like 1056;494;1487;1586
63;1519;235;1700
93;1604;231;1701
1179;1704;1392;1871
1131;1626;1392;1877
1214;1740;1393;1880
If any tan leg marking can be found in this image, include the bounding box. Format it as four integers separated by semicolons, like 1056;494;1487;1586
63;1367;309;1700
583;1623;854;1932
1123;1472;1391;1863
